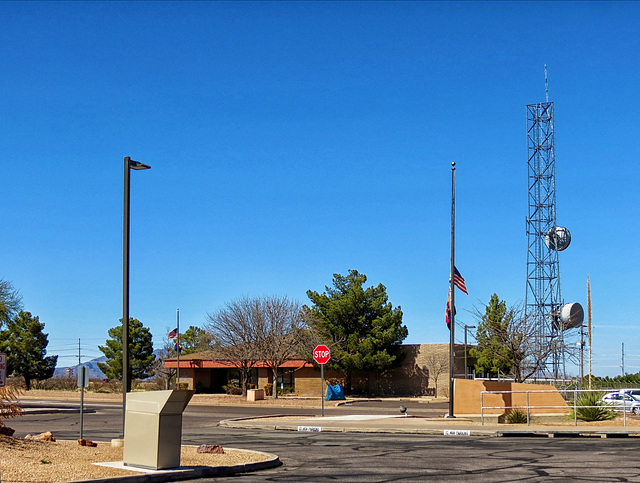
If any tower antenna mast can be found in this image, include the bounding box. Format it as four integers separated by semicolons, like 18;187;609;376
545;64;549;103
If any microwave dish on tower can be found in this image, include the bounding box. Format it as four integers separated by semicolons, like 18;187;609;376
545;226;571;251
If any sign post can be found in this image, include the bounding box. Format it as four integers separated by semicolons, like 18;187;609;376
0;353;6;387
313;345;331;417
77;365;89;440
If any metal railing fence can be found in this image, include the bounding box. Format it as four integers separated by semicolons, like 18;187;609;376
480;388;633;426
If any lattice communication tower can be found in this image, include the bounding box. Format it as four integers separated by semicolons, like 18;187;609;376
525;101;563;374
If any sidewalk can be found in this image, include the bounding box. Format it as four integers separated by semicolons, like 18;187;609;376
220;413;640;438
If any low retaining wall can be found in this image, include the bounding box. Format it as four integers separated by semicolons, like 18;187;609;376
454;379;568;417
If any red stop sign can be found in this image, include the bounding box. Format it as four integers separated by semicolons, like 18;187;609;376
313;345;331;364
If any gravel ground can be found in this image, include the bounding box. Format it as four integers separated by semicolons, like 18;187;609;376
2;390;305;483
0;435;269;483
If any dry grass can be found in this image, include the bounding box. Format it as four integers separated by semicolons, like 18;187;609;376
0;435;270;483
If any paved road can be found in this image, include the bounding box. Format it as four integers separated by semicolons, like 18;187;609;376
193;432;640;482
10;399;640;482
13;398;448;441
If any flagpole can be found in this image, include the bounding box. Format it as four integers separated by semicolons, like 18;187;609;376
447;161;456;418
176;307;180;390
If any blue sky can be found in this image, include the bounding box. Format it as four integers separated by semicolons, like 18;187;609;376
1;1;638;377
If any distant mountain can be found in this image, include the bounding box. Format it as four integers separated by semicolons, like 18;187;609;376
54;349;166;380
54;357;107;379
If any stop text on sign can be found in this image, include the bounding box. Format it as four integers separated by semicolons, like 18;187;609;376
313;345;331;364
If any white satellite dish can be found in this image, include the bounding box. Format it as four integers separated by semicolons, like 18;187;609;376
545;226;571;251
558;302;584;330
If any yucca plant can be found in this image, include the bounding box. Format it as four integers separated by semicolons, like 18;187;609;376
569;391;616;422
0;385;24;431
505;408;528;424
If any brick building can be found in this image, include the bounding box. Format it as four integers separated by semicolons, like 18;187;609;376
164;343;475;397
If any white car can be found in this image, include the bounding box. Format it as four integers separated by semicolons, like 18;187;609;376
620;388;640;399
601;392;640;414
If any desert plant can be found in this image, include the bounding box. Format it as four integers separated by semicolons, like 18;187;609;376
278;386;294;396
0;385;24;427
222;385;243;395
88;379;122;393
505;408;528;424
569;391;616;422
31;376;78;391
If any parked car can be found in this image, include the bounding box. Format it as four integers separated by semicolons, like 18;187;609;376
601;391;640;414
620;388;640;399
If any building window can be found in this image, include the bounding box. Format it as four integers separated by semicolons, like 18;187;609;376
276;368;295;392
227;368;259;389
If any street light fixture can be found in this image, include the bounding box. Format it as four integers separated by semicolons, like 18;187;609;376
123;156;150;432
464;325;476;379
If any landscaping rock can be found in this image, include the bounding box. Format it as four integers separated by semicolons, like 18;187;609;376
25;431;55;442
197;444;224;454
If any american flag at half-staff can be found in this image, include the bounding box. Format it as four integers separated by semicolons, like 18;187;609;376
451;266;468;295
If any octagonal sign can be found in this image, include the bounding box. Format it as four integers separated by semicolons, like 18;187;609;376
313;345;331;365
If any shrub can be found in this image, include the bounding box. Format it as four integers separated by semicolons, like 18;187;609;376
222;385;243;395
569;391;616;421
505;408;528;424
278;386;294;396
264;383;273;396
88;379;122;393
31;376;78;391
0;385;24;426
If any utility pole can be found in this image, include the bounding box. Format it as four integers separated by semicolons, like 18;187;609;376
587;276;592;389
175;308;180;390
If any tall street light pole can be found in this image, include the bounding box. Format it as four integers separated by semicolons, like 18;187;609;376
464;325;476;379
123;156;150;432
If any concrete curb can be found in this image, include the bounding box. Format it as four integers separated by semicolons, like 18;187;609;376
69;447;280;483
219;416;640;438
221;419;498;436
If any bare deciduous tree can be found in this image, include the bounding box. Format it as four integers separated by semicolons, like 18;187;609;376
257;296;309;398
206;296;311;398
150;336;180;390
205;297;263;397
423;350;448;397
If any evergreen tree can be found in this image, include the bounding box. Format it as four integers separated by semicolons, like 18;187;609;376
98;318;156;381
179;325;214;355
0;311;57;389
305;270;407;394
469;294;515;378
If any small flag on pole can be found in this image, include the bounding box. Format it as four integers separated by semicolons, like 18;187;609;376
168;328;178;339
445;287;456;330
450;266;468;295
174;343;183;353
